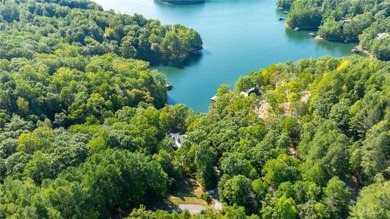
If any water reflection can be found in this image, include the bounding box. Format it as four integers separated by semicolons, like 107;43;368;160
167;53;204;69
167;95;176;105
154;0;206;6
315;39;355;54
153;0;206;11
284;27;355;55
284;27;313;43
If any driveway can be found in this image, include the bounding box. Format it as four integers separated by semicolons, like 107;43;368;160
213;197;222;210
178;204;206;214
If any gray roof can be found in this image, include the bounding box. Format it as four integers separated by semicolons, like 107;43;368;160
166;133;186;148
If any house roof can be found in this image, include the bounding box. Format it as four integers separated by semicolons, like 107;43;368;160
241;86;261;97
166;133;186;148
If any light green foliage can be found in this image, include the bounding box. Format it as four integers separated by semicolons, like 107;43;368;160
181;56;389;218
0;1;389;217
262;154;300;186
350;180;390;218
275;196;298;219
223;204;247;219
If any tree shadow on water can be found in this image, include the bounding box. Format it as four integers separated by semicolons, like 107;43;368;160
173;53;203;69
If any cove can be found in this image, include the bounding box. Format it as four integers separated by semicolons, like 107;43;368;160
93;0;355;112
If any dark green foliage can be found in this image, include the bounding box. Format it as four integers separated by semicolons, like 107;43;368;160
322;177;350;218
0;54;167;125
220;175;257;214
0;149;168;218
0;0;202;65
277;0;294;10
0;0;389;217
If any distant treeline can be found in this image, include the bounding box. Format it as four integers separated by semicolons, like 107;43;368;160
277;0;389;61
0;0;203;66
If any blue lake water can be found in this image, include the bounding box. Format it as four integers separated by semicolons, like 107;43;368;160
93;0;355;112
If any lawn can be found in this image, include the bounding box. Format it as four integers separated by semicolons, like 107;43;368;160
167;176;208;207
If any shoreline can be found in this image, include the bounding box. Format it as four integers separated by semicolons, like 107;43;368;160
285;23;375;59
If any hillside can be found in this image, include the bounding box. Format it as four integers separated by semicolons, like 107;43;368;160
0;0;389;218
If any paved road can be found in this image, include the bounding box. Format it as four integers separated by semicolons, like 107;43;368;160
178;204;206;214
213;197;222;211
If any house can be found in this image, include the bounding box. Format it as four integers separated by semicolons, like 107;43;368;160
376;32;389;40
210;95;219;103
166;82;173;90
211;86;260;103
240;86;261;97
166;133;186;148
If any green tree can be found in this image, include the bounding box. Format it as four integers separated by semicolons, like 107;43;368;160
221;175;256;213
23;151;52;184
361;121;390;182
322;177;350;218
350;180;390;219
275;196;298;219
262;154;299;186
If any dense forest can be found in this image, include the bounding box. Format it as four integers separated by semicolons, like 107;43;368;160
0;0;202;66
277;0;389;61
0;0;390;218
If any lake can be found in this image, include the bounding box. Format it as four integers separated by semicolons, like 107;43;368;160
93;0;355;112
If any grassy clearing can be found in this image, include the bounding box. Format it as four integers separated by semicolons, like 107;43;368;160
168;196;208;206
167;176;208;206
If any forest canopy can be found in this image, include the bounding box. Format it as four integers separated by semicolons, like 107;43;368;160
1;54;389;218
0;0;203;65
0;0;389;218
